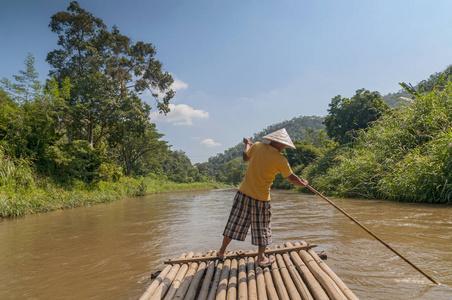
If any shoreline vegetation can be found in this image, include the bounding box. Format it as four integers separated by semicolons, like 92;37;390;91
0;174;226;218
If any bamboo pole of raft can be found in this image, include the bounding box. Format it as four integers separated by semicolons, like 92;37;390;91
185;251;215;300
215;258;232;300
245;257;257;300
238;258;248;299
227;258;238;300
206;258;224;300
307;249;358;300
306;184;440;285
139;265;172;300
275;253;302;300
162;252;194;300
263;265;279;300
270;254;290;300
149;254;186;300
281;249;313;300
164;244;315;264
287;243;329;300
254;258;268;300
295;245;347;300
173;252;204;299
246;259;257;300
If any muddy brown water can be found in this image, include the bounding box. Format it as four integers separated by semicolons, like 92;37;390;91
1;189;452;299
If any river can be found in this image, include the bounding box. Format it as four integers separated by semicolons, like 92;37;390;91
1;189;451;299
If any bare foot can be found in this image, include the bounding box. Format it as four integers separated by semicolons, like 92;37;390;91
217;250;225;261
257;255;274;267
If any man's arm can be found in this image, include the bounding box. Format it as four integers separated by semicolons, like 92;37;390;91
242;137;253;161
287;173;309;187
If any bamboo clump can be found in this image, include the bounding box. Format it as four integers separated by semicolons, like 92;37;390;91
140;241;359;300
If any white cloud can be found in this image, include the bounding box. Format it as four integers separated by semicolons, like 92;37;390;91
201;138;221;147
142;77;188;100
151;103;209;126
172;78;188;91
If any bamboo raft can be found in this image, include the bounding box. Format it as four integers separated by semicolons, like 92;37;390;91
139;241;358;300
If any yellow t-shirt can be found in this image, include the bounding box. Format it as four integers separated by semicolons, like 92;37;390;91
238;142;293;201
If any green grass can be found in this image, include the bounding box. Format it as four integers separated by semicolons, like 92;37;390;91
0;175;227;218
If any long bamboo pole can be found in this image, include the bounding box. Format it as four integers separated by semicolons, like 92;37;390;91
306;185;440;285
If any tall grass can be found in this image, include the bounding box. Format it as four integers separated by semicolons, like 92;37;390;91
305;82;452;203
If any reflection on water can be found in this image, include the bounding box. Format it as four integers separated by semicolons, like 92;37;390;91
1;190;452;299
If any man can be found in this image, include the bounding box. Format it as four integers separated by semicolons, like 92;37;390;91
218;128;309;267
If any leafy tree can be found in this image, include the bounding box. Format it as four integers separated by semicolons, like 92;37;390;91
46;1;174;146
1;54;42;103
163;150;200;183
0;90;20;153
324;89;389;144
111;121;168;176
45;139;101;183
285;141;322;167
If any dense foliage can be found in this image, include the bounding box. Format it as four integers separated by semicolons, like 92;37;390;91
305;68;452;203
324;89;389;144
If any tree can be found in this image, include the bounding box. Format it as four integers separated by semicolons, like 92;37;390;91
163;151;200;183
1;54;42;104
324;89;389;144
112;121;168;176
285;141;322;168
46;1;174;146
0;90;21;154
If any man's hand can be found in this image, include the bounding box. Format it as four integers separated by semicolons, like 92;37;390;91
243;137;253;145
300;178;309;186
288;174;309;187
242;137;253;161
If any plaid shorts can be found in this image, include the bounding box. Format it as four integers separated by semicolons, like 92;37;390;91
223;191;272;246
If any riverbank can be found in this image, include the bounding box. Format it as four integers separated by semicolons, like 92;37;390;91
0;176;227;218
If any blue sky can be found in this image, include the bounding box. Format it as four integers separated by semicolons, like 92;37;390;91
1;0;451;162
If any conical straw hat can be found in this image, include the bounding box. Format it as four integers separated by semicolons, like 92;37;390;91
262;128;296;149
